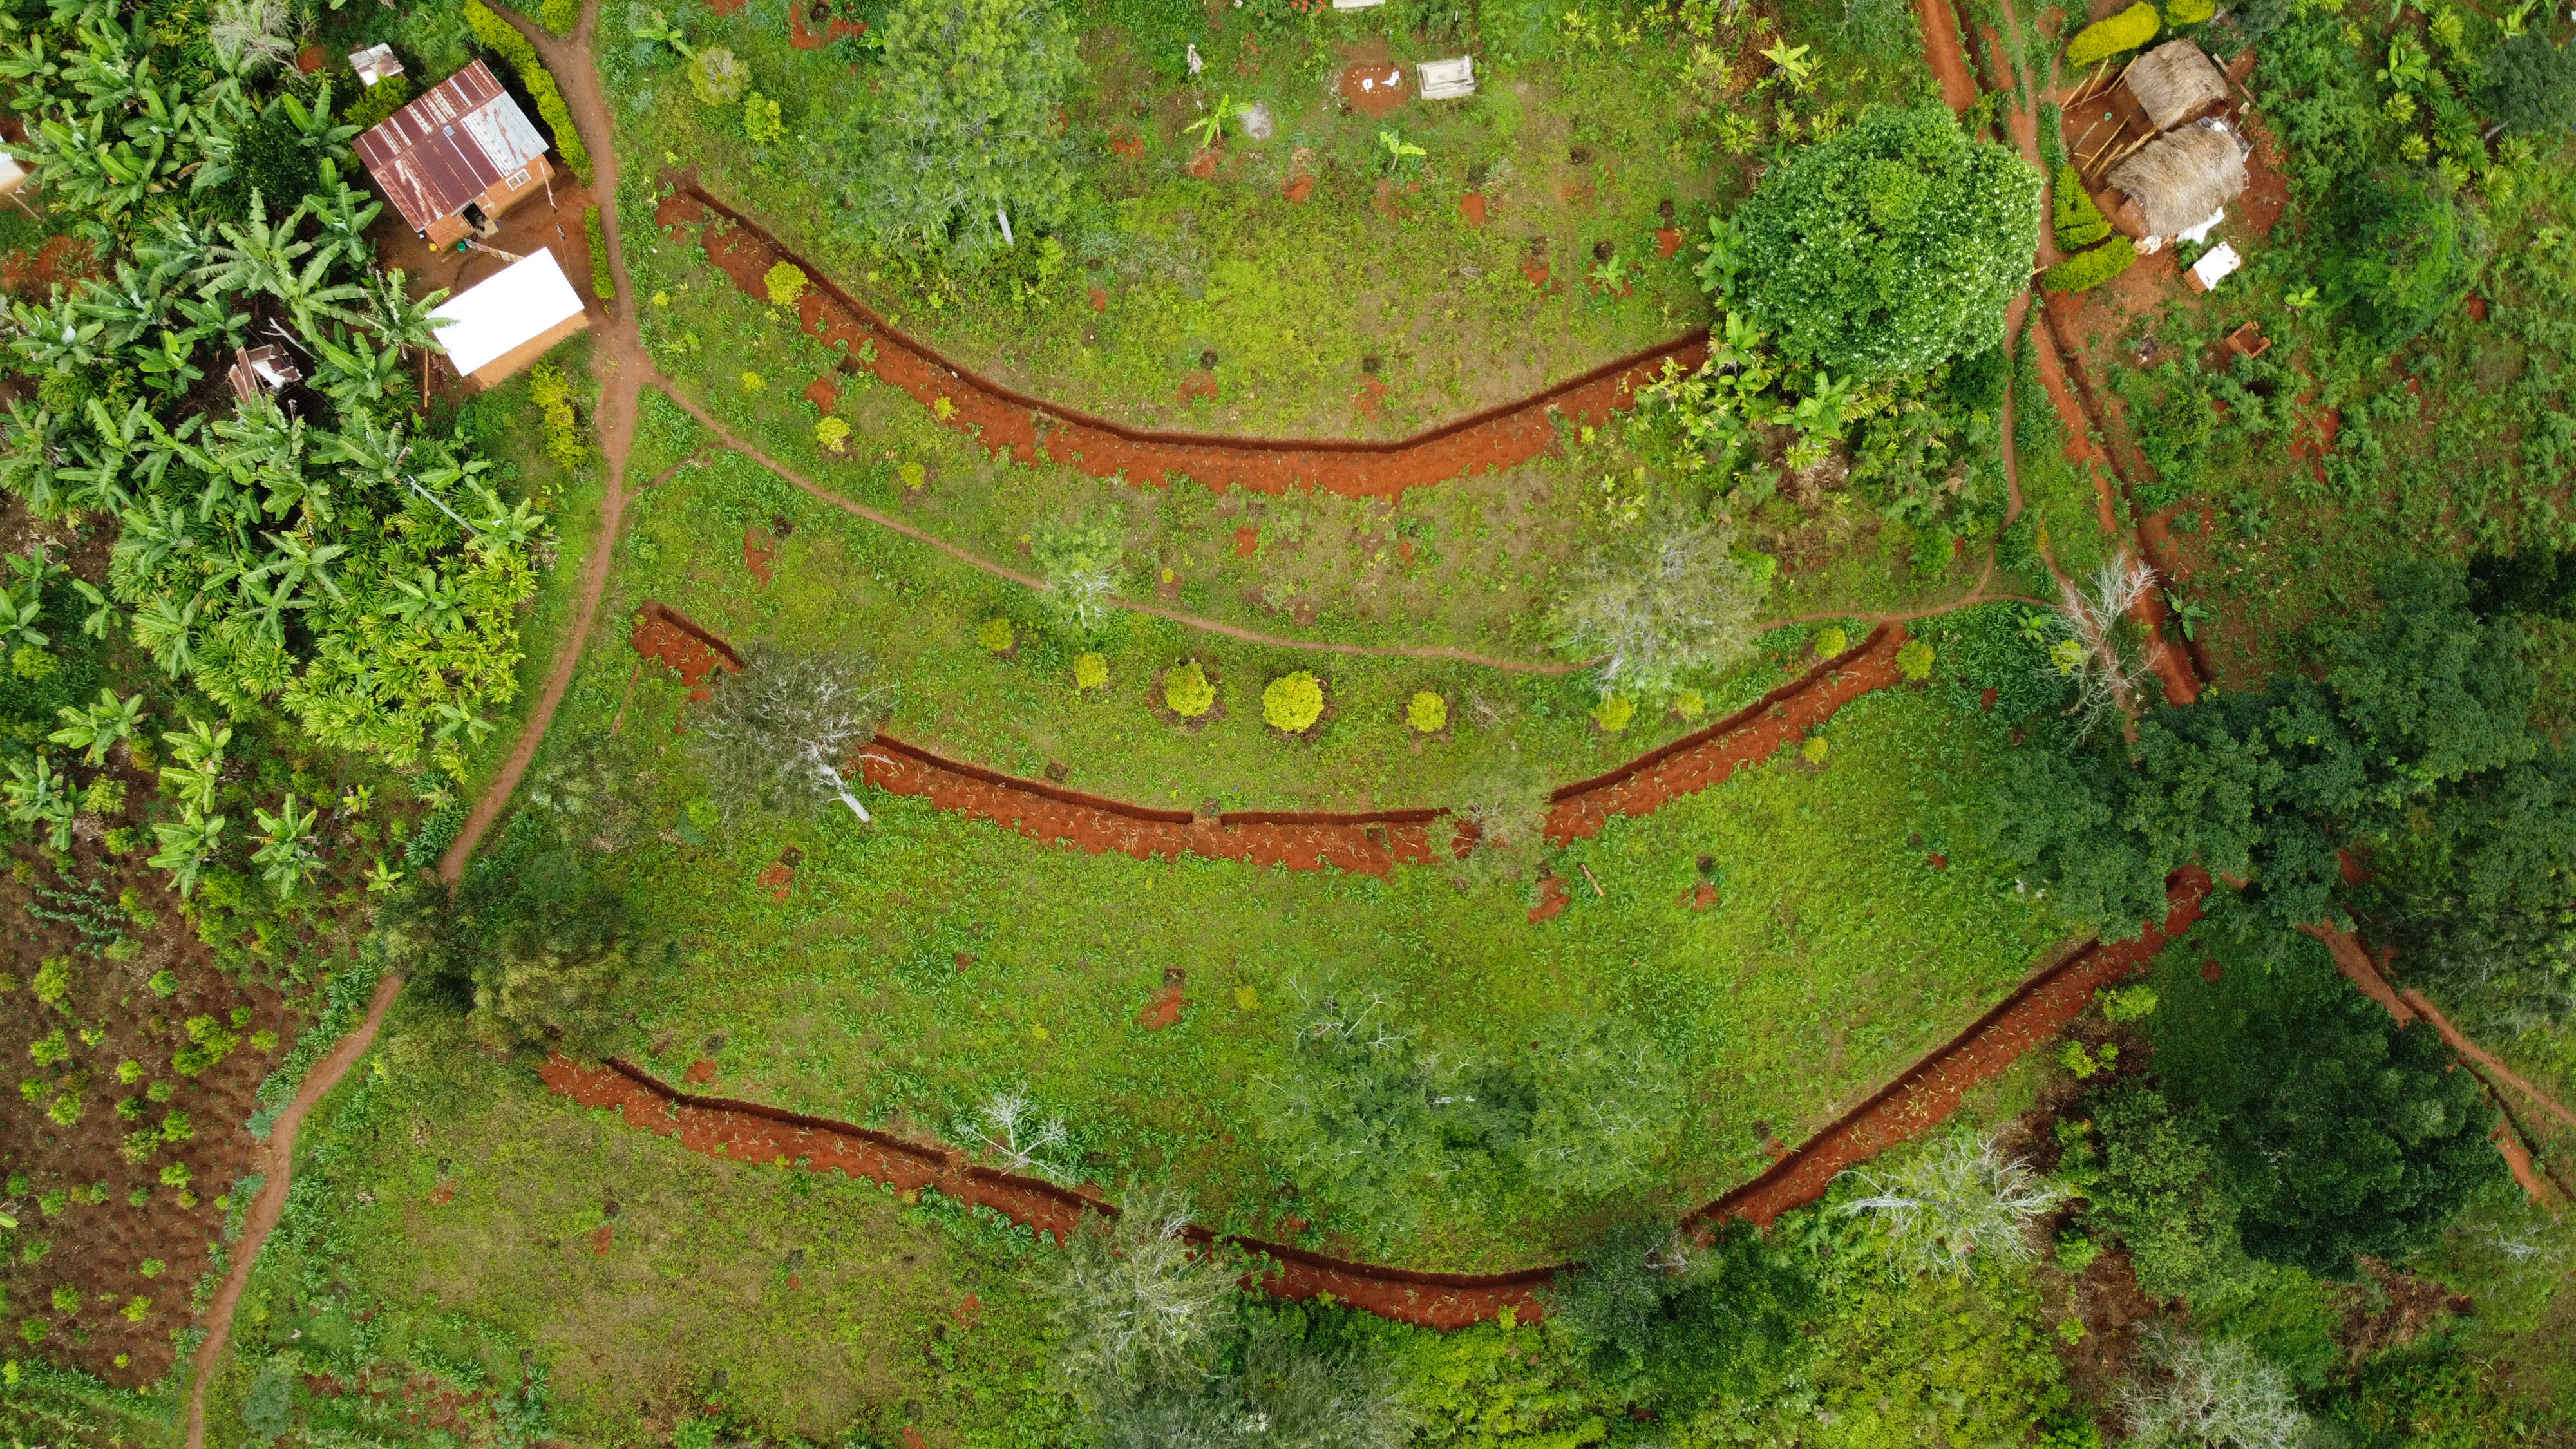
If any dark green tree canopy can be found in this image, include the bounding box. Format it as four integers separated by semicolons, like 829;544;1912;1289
2483;32;2576;136
2145;918;2503;1278
1728;106;2042;382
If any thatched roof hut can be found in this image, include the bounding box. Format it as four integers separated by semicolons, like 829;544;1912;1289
2122;40;2228;133
2108;119;2248;242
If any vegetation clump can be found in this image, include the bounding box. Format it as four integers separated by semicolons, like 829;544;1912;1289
1405;691;1447;734
2064;1;2159;66
1728;106;2041;381
1262;672;1325;733
1162;661;1216;719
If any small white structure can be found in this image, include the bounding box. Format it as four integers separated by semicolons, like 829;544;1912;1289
349;43;403;88
2186;242;2242;294
430;249;589;389
1417;56;1475;100
1331;0;1384;9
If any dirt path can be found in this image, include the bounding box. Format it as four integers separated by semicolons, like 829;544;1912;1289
657;185;1707;501
1917;0;1982;113
439;0;647;883
542;869;2212;1327
182;974;403;1449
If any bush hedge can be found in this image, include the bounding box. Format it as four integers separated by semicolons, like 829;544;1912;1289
2052;166;2112;249
2064;2;2158;68
462;0;593;184
2043;237;2139;292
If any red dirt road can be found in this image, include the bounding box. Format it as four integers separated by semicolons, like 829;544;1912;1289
1918;0;1982;113
656;187;1707;500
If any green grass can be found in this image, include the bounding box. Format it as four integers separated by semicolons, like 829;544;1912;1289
523;665;2069;1268
200;1004;1075;1448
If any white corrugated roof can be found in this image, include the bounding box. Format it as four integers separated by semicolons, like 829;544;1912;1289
431;249;583;377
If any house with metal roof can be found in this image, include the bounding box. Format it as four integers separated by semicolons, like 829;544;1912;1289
354;59;554;248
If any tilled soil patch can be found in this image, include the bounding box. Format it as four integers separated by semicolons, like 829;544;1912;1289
654;185;1706;500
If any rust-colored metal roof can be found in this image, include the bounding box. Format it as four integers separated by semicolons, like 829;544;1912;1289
354;60;550;234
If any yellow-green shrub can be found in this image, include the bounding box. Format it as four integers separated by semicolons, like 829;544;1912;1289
1672;688;1706;721
1801;734;1831;765
1262;672;1325;732
1897;638;1937;682
2065;1;2159;66
1814;625;1850;658
1406;691;1448;733
2053;166;2112;249
1591;694;1636;733
2043;237;2139;293
527;363;585;468
584;206;614;302
2166;0;2214;22
977;618;1015;654
765;262;809;308
816;416;850;454
1164;662;1216;719
1074;653;1109;690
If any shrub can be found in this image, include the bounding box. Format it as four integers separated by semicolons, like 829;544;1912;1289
2053;166;2111;249
119;1295;149;1323
1671;688;1705;719
1591;694;1636;733
48;1286;75;1314
2064;1;2157;67
815;416;850;454
1163;662;1215;719
1262;672;1325;732
583;206;614;302
1028;512;1125;632
2164;0;2214;23
1074;653;1109;690
1730;106;2041;381
2043;238;2139;292
763;261;808;309
339;74;413;132
463;0;592;182
743;90;783;146
1800;734;1830;765
146;969;177;997
1896;638;1937;681
158;1110;192;1142
30;955;68;1007
1549;517;1772;697
687;46;748;104
2063;1087;2239;1299
977;618;1016;654
2325;170;2488;345
28;1027;69;1066
842;0;1082;264
173;1014;241;1075
1814;625;1849;658
118;1129;158;1164
138;1258;163;1278
158;1163;191;1189
2483;33;2576;134
538;0;577;29
1406;691;1447;733
2101;984;2159;1022
1046;1186;1233;1406
527;363;586;469
1839;1130;2069;1277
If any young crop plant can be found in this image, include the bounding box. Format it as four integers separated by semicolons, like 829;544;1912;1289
683;645;895;822
1028;511;1126;632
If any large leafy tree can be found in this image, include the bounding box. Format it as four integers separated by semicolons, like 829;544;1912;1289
842;0;1081;264
2144;918;2503;1278
1725;106;2041;383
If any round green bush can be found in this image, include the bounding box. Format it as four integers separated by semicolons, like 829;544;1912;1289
1730;106;2041;381
2042;237;2139;294
1896;638;1937;681
1164;661;1216;719
1405;690;1448;733
1262;672;1325;732
977;618;1015;654
2064;2;2159;68
1814;625;1850;658
1074;652;1109;690
1591;694;1636;733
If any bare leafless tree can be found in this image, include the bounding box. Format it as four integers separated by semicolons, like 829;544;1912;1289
209;0;298;75
685;645;896;822
1548;515;1770;699
961;1088;1070;1178
2041;558;2160;739
1047;1186;1233;1407
2119;1331;2307;1449
1839;1129;2069;1278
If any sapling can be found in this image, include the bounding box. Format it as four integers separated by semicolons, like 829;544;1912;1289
684;645;896;822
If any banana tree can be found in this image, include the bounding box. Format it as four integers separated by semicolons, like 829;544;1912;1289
128;592;202;677
249;791;322;895
0;578;46;650
7;290;110;373
147;810;225;896
160;717;230;814
0;399;67;516
307;160;383;270
49;687;148;764
309;327;404;412
3;753;75;850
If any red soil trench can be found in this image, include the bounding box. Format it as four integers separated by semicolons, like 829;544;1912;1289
539;870;2211;1329
637;605;1902;873
653;185;1708;500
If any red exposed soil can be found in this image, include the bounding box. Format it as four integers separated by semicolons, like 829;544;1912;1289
1136;969;1187;1030
803;375;839;412
656;185;1707;500
536;868;2211;1327
0;841;297;1387
1460;192;1490;228
629;601;744;700
1232;526;1259;558
1282;171;1315;204
743;526;780;587
1917;0;1981;113
1528;875;1570;923
1;234;98;299
1337;61;1410;118
787;3;866;48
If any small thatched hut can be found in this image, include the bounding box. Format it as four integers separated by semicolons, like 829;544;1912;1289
2107;119;2248;244
2123;40;2229;132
